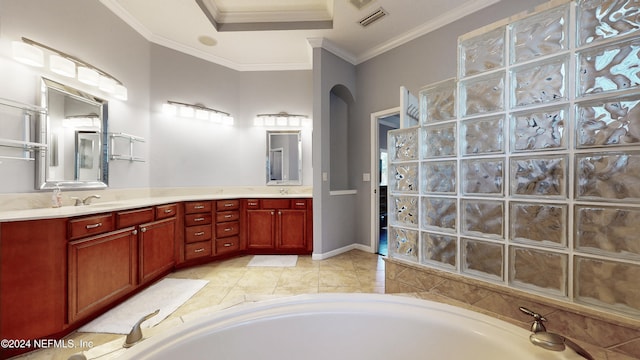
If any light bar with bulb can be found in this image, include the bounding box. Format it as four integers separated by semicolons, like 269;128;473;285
163;101;234;125
254;112;311;128
11;37;128;101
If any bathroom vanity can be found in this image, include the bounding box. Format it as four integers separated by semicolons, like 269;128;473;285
0;195;312;358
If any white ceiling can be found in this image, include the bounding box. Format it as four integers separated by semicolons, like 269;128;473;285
100;0;501;71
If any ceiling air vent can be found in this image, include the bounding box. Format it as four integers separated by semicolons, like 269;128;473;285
358;7;387;27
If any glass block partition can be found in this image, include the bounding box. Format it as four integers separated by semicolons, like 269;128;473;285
388;0;640;319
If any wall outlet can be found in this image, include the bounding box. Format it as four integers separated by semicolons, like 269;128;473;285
362;173;371;182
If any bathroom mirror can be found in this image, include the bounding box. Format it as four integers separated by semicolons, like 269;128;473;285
36;78;108;190
267;130;301;185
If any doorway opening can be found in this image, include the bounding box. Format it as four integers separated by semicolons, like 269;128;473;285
370;108;400;256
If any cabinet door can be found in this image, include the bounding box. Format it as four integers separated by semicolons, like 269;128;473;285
247;210;275;249
1;219;66;358
278;209;307;250
68;228;138;323
139;218;176;284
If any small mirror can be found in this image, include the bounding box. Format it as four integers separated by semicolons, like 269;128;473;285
36;78;108;190
267;130;301;185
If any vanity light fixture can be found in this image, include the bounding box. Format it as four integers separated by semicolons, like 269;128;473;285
254;112;311;128
163;101;234;125
11;37;128;101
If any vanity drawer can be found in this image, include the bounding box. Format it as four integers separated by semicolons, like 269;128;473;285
69;214;115;240
116;207;154;228
245;199;260;209
156;203;177;219
185;213;212;227
185;225;212;243
216;236;239;255
216;199;240;211
292;199;308;209
216;211;239;223
262;199;291;209
215;221;239;238
185;241;212;260
185;201;212;214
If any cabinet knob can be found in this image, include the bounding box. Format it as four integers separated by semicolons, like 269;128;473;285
271;211;275;215
141;227;147;233
132;229;138;235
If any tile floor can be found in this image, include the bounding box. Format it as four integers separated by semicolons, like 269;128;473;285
14;249;385;360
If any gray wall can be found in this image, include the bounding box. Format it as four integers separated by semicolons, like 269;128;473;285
350;0;549;248
0;0;151;192
312;47;358;255
0;0;312;193
148;45;312;187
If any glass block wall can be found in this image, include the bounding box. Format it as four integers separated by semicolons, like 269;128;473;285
388;0;640;319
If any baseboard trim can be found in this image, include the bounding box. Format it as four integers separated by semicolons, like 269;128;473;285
312;243;373;260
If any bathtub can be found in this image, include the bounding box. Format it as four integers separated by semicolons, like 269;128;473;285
119;293;585;360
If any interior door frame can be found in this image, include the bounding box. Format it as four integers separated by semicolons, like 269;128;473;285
370;107;400;253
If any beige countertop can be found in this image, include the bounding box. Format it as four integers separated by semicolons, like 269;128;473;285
0;192;312;222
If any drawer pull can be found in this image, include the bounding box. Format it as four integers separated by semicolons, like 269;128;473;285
164;209;173;213
194;248;205;253
224;203;234;207
296;202;305;206
195;231;205;236
224;228;232;232
194;217;205;222
224;214;233;218
85;222;102;229
248;202;258;206
223;243;233;247
194;205;205;209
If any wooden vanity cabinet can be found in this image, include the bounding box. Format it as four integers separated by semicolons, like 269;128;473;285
183;201;213;261
0;219;67;359
246;198;312;253
67;205;177;323
215;199;241;256
68;226;138;323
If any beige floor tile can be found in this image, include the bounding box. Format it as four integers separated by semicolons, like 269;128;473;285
318;257;356;271
199;268;247;286
318;269;360;287
273;286;319;296
236;268;284;288
277;268;320;288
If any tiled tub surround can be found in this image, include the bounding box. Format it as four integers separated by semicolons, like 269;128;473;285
385;258;640;360
388;0;640;358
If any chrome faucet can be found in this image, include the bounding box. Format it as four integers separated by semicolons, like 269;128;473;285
123;309;159;348
519;307;594;360
71;194;101;206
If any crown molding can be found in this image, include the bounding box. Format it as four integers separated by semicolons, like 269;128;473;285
307;37;357;65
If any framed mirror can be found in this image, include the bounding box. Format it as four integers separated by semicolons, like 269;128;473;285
36;78;108;190
267;130;301;185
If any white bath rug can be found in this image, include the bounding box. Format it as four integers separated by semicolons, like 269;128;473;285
78;278;208;334
248;255;298;267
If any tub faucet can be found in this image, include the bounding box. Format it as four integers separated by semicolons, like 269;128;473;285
71;194;101;206
519;307;594;360
123;309;159;348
